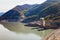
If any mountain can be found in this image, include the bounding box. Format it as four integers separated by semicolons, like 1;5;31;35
25;1;60;17
0;12;4;16
13;4;39;12
22;1;60;23
0;4;39;22
1;1;60;23
0;10;20;22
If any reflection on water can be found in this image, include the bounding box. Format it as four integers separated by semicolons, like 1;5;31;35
0;22;55;40
0;24;41;40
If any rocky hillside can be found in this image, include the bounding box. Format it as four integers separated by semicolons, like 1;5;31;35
0;4;39;22
22;1;60;23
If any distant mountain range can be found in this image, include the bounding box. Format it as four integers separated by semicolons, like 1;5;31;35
0;0;60;23
0;4;39;22
13;4;39;12
22;1;60;23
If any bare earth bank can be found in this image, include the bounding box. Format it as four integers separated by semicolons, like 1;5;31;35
44;29;60;40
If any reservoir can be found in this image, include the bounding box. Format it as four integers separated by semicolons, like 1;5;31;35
0;22;54;40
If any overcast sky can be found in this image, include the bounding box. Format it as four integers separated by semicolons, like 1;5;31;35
0;0;46;12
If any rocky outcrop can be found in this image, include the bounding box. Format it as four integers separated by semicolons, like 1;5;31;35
44;29;60;40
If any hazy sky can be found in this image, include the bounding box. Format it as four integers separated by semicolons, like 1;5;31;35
0;0;46;12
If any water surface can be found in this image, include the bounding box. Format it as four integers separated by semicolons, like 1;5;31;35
0;22;54;40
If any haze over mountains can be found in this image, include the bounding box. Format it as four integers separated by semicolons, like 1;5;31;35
13;4;39;12
0;12;4;16
0;0;60;23
22;1;60;23
0;4;39;22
